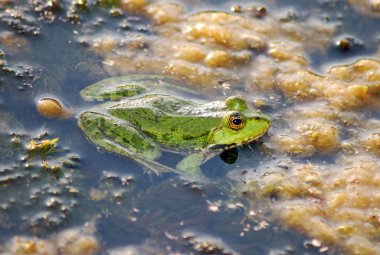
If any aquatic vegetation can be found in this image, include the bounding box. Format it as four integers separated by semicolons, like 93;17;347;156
0;31;29;53
107;231;240;255
89;170;135;203
0;132;85;238
348;0;380;17
0;33;37;92
0;8;40;35
182;231;239;255
243;154;380;255
1;222;100;255
27;137;59;163
87;6;336;87
98;0;122;8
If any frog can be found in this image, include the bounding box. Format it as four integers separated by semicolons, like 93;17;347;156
78;75;271;178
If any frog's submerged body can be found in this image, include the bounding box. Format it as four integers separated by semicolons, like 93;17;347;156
78;75;271;178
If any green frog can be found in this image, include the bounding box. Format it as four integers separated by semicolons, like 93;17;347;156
78;75;271;178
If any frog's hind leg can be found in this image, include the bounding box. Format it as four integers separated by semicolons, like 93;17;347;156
78;111;180;175
80;75;199;102
80;76;149;102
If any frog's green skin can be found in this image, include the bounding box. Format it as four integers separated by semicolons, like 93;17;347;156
78;75;271;178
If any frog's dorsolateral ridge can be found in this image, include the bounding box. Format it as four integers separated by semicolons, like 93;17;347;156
78;75;271;178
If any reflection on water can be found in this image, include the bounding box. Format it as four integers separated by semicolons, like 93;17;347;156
0;0;379;254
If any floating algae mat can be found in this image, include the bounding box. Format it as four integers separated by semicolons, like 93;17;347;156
0;0;379;254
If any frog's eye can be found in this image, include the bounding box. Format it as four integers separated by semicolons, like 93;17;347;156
228;113;245;130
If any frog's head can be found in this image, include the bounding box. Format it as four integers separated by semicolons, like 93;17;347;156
207;96;271;147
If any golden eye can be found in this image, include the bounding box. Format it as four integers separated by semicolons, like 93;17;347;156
228;113;245;130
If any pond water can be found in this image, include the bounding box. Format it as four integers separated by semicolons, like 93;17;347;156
0;0;379;254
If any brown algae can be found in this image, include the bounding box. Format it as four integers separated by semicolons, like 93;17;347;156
2;223;100;255
245;155;380;255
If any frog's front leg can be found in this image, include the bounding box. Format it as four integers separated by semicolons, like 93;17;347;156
78;111;179;174
176;153;210;178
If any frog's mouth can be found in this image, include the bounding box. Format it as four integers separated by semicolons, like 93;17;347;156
208;129;269;151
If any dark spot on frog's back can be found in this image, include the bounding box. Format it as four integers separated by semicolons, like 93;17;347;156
111;108;158;125
182;133;196;140
98;117;106;128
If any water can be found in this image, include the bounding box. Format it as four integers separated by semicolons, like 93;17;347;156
0;0;379;254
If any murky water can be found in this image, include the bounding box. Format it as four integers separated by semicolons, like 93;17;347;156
0;0;379;254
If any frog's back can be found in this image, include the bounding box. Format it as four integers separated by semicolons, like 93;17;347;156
108;94;223;151
109;94;195;114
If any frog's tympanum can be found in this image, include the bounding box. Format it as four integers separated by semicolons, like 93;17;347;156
78;75;271;178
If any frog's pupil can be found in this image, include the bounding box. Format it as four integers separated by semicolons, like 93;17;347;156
233;118;242;125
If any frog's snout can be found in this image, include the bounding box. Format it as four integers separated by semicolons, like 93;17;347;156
254;114;271;127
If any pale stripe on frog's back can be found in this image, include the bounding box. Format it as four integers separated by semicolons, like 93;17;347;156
108;94;228;117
